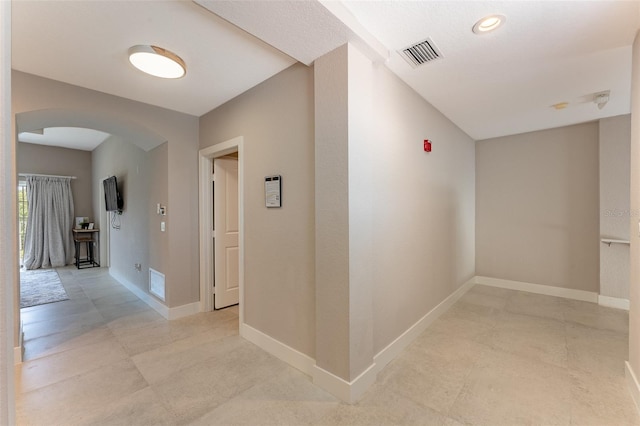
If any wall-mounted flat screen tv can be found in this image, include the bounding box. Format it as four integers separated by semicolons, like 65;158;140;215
103;176;123;212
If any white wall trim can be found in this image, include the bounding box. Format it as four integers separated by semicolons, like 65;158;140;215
167;302;201;320
109;269;199;320
241;278;476;403
1;1;15;421
13;321;23;365
598;295;630;311
110;269;170;318
626;361;640;415
198;137;245;326
241;323;315;376
475;276;599;303
373;277;476;372
198;153;214;313
312;362;377;404
329;277;475;401
241;321;379;404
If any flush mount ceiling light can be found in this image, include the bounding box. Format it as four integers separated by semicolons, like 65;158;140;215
128;45;186;79
472;14;506;34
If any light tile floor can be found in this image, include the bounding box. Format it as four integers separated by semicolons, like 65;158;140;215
16;267;640;425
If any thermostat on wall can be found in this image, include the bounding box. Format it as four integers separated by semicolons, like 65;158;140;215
265;175;282;208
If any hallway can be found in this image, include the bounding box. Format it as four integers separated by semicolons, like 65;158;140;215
15;267;639;425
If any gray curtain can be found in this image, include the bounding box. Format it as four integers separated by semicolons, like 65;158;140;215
23;176;75;270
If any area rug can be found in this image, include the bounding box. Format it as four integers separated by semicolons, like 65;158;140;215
20;268;69;308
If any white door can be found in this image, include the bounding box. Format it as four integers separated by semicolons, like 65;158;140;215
213;156;239;309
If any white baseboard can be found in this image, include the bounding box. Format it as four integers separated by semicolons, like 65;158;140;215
240;323;315;376
626;361;640;415
14;320;23;364
373;277;476;373
241;320;381;403
110;270;170;318
109;269;199;320
241;278;476;404
241;319;377;403
475;276;599;303
598;295;630;311
167;302;201;320
312;362;377;404
311;274;472;404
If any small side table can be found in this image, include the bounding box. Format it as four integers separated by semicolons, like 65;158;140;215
72;228;100;269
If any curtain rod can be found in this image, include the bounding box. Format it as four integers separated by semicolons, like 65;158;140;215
19;173;77;180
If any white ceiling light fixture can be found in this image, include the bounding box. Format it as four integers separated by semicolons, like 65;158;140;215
472;14;506;35
128;45;186;79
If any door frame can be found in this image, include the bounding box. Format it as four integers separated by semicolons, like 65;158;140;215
198;136;244;322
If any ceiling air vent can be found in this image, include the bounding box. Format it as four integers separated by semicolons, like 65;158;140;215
400;38;442;68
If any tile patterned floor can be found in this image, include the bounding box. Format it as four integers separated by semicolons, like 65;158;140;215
15;267;640;425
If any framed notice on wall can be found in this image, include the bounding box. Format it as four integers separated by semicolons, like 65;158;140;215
265;175;282;208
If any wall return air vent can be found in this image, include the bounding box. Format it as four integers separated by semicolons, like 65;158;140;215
400;38;443;68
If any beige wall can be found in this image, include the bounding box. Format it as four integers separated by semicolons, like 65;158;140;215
92;136;153;294
371;64;476;353
347;46;375;380
12;71;199;309
476;123;600;292
314;44;378;381
599;115;631;299
629;29;640;390
199;52;476;380
314;46;353;379
17;142;93;221
199;63;316;357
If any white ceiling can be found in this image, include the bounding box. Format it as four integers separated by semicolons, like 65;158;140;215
11;0;295;116
341;0;639;140
19;127;110;151
11;0;640;147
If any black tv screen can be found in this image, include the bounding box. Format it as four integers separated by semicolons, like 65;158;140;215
103;176;121;212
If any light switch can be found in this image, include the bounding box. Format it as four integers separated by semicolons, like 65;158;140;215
161;221;165;232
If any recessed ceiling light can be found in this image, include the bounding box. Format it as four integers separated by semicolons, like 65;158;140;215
128;45;186;79
552;102;569;110
472;14;506;35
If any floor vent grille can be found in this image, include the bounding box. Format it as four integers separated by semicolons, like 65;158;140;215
149;268;165;301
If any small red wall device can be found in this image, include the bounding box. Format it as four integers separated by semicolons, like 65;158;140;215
424;139;432;152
